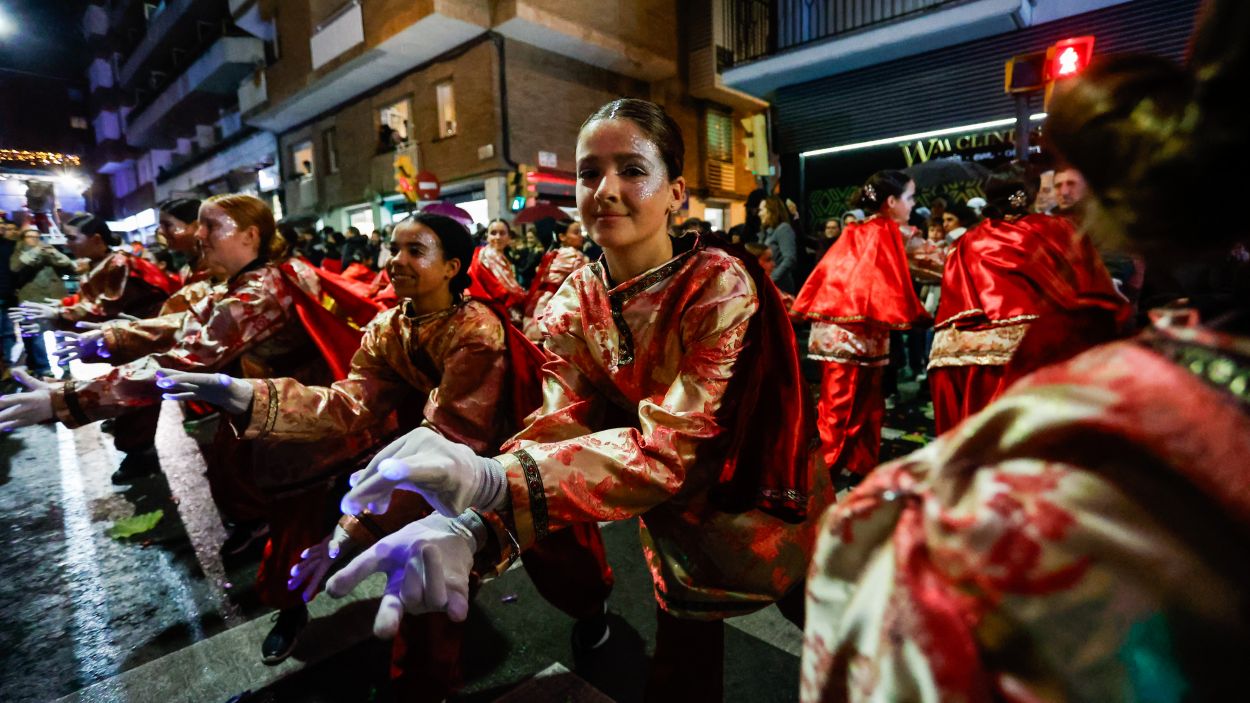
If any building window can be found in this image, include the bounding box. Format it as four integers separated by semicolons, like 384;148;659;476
291;140;314;179
70;116;89;130
323;128;339;174
379;99;410;151
436;80;456;137
706;109;733;163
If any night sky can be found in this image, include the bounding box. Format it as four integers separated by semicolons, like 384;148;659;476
0;0;92;80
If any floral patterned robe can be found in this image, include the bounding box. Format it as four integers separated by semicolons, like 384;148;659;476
523;246;589;341
59;251;172;324
51;257;366;488
496;238;832;620
801;321;1250;702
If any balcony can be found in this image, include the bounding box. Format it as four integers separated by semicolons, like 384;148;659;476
247;2;489;133
238;69;267;116
229;0;276;41
94;138;137;175
125;35;265;148
119;0;221;89
721;0;1034;96
493;0;678;81
155;129;276;202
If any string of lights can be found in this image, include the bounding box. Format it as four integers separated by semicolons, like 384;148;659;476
0;148;82;167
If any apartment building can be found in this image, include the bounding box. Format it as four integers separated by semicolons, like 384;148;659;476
82;0;278;230
237;0;768;232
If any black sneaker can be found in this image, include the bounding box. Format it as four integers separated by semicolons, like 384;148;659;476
261;605;308;664
570;603;611;656
110;449;160;484
220;521;269;559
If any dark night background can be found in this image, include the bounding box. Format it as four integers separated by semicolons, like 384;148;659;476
0;0;92;154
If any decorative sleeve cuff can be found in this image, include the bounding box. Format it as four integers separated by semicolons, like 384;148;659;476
236;378;277;439
498;450;548;551
50;380;92;428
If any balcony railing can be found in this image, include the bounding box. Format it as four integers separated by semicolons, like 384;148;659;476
722;0;967;67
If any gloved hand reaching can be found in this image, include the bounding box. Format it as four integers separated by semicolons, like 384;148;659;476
154;368;254;415
325;512;483;637
340;426;508;518
54;330;108;363
286;524;354;604
9;302;59;337
0;369;55;431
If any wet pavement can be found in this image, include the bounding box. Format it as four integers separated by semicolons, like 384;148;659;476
0;357;935;703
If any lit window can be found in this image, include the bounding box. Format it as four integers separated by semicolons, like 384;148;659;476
291;140;314;178
379;99;411;145
436;81;456;137
706;110;733;163
70;116;89;130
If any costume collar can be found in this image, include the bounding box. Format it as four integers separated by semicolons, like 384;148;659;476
1140;320;1250;408
592;234;700;305
228;256;266;286
402;298;461;325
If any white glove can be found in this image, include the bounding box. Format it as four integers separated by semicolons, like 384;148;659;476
325;512;482;637
286;524;354;604
341;426;508;518
9;301;59;324
74;313;140;329
54;330;108;363
0;369;55;431
154;368;254;415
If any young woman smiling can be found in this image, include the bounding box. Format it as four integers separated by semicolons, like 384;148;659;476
324;98;830;700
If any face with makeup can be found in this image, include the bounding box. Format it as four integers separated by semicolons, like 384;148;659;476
196;202;260;278
158;211;198;254
560;221;585;249
576;119;685;255
486;221;513;252
386;221;459;306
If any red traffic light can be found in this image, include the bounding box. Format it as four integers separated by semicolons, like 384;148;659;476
1045;36;1095;81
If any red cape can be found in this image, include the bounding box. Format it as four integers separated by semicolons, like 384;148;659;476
792;217;930;329
522;249;559;321
341;262;376;284
279;261;385;379
702;236;812;523
467;247;525;311
935;215;1128;329
474;299;546;427
127;254;180;296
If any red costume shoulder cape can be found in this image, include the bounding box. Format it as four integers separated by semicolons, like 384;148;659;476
126;253;180;296
279;260;385;379
792;217;930;329
522;249;559;320
703;236;813;523
935;214;1128;330
474;299;546;428
467;247;525;311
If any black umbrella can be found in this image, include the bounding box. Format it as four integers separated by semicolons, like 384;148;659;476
904;159;990;190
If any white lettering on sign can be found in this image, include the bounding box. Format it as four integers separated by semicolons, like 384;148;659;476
538;151;557;168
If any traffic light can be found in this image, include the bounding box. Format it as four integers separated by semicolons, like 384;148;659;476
507;163;535;211
1004;51;1047;93
740;113;771;175
1046;36;1095;81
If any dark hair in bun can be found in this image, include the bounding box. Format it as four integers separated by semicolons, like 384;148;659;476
159;197;201;224
851;170;911;214
980;162;1039;220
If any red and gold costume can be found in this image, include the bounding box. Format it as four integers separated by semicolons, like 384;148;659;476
53;257;376;612
467;245;527;313
793;217;930;474
237;298;613;700
801;320;1250;702
58;251;177;325
522;245;589;340
497;236;830;620
928;214;1127;434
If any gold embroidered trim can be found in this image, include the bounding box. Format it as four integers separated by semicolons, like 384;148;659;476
798;312;922;329
934;309;1040;330
261;378;280;437
62;379;91;426
591;246;697;367
513;450;549;541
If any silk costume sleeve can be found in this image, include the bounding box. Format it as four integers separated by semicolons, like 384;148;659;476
50;268;293;427
497;268;759;549
58;254;134;324
421;321;510;455
100;312;192;363
239;309;410;442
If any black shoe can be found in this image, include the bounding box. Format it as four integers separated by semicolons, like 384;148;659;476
110;449;160;484
571;603;611;656
221;521;269;559
261;605;308;664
